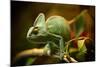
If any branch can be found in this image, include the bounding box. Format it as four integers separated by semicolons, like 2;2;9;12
13;47;50;64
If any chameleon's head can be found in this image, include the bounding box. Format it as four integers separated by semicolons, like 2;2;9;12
27;13;47;44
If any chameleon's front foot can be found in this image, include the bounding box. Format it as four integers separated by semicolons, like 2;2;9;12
43;43;51;56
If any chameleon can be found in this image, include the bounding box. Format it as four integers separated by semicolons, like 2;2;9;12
26;10;87;60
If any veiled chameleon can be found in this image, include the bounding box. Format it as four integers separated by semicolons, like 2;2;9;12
27;10;87;60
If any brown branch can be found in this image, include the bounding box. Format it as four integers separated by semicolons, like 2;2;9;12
13;47;51;64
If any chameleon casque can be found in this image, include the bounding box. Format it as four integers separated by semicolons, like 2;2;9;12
26;10;87;60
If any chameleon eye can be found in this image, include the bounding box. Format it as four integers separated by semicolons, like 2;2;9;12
33;27;39;35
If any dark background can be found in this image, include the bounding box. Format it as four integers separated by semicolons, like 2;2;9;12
11;1;95;65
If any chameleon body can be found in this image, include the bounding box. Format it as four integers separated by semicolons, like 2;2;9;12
27;10;86;59
46;16;70;41
27;13;70;59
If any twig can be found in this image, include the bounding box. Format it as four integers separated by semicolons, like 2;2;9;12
65;36;90;50
63;54;78;63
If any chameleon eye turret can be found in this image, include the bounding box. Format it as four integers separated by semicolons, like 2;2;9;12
33;27;39;35
27;27;39;38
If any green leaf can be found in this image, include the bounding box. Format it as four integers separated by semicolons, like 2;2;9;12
75;16;85;37
74;10;87;37
69;48;78;53
26;57;37;65
76;40;87;61
77;40;87;52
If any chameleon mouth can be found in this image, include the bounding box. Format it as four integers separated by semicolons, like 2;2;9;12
30;41;46;44
27;35;47;44
27;38;46;44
